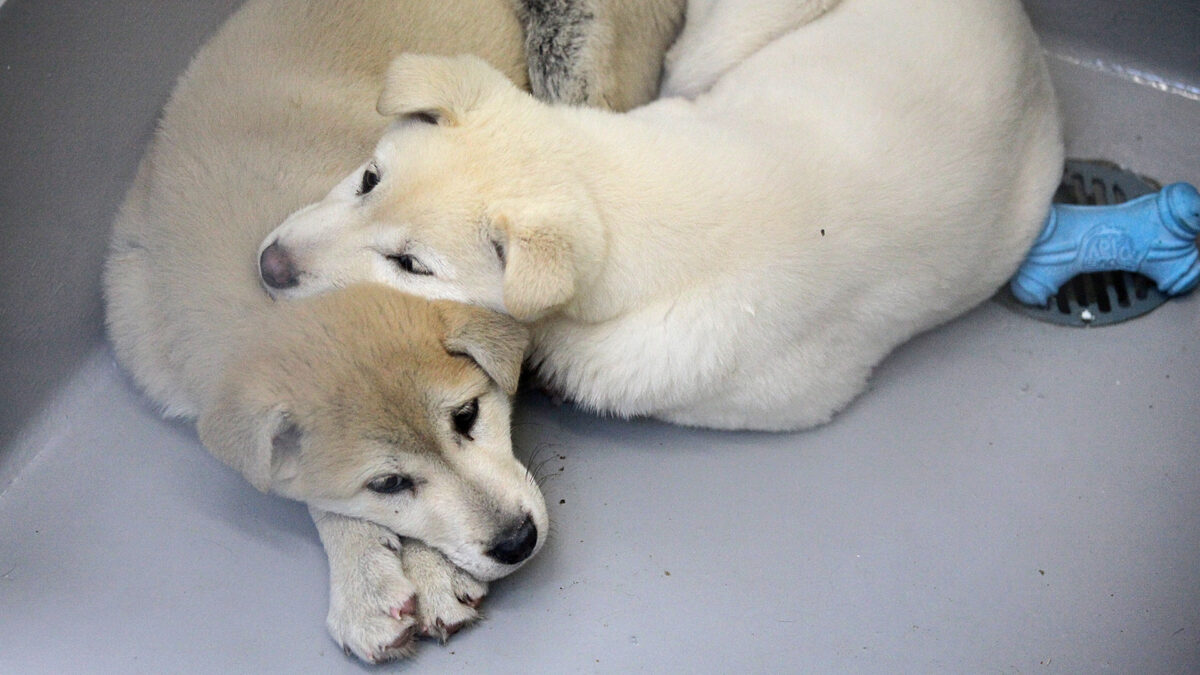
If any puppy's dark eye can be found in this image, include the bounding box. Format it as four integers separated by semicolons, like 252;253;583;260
388;253;433;276
492;238;506;268
357;164;381;196
452;398;479;439
366;474;414;495
411;111;439;125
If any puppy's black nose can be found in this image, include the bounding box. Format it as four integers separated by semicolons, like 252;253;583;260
259;240;298;289
486;515;538;566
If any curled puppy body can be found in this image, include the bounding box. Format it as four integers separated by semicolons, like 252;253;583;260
514;0;687;110
258;0;1063;432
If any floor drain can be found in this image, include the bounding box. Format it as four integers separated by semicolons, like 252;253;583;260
995;160;1171;327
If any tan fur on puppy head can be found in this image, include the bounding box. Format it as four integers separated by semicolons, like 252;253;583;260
199;283;546;581
197;284;528;495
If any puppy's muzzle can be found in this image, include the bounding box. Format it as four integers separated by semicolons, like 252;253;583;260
486;514;538;565
260;240;298;290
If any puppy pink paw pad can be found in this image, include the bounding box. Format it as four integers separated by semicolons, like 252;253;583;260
390;596;417;619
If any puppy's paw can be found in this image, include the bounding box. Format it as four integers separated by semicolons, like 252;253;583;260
401;540;489;643
326;533;421;663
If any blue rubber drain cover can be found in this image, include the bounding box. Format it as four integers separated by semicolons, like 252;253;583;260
995;160;1172;327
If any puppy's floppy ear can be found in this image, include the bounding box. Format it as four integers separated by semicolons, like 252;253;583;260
437;300;530;396
377;54;516;125
198;376;303;494
491;210;583;322
489;196;604;319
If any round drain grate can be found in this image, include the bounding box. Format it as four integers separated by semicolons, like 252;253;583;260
995;160;1172;327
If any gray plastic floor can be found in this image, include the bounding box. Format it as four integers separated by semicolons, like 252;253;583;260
1;1;1198;672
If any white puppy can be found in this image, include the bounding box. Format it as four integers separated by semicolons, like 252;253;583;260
259;0;1063;431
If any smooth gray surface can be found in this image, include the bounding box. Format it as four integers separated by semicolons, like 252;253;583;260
0;0;242;482
1;1;1198;673
1026;1;1200;91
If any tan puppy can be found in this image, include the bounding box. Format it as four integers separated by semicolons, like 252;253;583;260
104;0;541;663
198;286;543;659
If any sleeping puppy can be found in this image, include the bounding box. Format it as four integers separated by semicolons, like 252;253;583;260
106;0;683;662
198;286;545;659
256;0;1064;431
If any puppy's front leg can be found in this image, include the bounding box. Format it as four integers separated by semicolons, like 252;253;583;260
310;507;420;663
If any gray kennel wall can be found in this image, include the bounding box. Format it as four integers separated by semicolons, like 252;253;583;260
0;1;240;486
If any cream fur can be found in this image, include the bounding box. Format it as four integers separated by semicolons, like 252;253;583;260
662;0;841;97
102;0;547;663
263;0;1064;432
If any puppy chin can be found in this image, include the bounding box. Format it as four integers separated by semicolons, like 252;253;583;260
262;276;329;302
460;557;528;583
447;541;539;582
260;281;293;301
